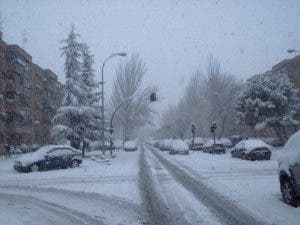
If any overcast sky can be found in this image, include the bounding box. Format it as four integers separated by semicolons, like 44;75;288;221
1;0;300;115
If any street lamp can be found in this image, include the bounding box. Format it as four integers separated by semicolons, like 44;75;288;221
101;52;126;155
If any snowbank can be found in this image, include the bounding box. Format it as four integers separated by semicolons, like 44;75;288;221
278;131;300;167
171;140;189;151
235;139;271;153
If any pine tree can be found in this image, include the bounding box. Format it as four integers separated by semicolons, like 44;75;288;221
81;43;100;106
51;25;101;148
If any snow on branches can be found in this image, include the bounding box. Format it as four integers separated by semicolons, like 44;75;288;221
51;25;101;147
235;71;300;142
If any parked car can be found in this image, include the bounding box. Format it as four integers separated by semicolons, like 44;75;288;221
270;139;284;147
169;139;189;155
219;138;232;148
159;139;173;151
189;137;204;151
124;141;138;151
231;139;271;160
229;135;248;147
202;140;226;154
278;131;300;207
14;145;82;173
259;137;284;147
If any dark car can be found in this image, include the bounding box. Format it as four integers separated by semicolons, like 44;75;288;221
14;145;82;172
229;135;248;147
231;139;271;160
203;140;226;154
278;131;300;207
189;138;204;151
270;139;284;147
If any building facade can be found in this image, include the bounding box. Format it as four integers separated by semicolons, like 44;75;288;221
0;32;64;154
272;55;300;89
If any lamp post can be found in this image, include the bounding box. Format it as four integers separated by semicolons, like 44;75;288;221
101;52;126;155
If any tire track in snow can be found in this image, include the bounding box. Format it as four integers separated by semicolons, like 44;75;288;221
139;145;191;225
0;192;103;225
149;145;268;225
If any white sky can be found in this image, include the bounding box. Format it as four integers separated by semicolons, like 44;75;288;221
1;0;300;115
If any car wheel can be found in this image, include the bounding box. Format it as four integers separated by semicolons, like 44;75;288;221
70;160;79;168
30;164;39;172
281;179;298;207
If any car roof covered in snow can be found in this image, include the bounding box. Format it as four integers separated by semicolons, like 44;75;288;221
171;139;189;151
194;137;204;144
278;131;300;167
235;139;271;153
124;141;137;149
203;139;224;147
16;145;79;166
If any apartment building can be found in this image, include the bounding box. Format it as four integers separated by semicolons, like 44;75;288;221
272;55;300;89
0;32;64;154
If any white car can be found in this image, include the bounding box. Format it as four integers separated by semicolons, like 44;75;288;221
231;139;271;160
278;131;300;207
124;141;138;151
169;139;189;155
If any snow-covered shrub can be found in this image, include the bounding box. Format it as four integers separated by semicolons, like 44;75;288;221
235;71;300;142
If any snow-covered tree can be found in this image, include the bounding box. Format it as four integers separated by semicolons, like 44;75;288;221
81;43;100;106
235;71;300;142
51;25;101;148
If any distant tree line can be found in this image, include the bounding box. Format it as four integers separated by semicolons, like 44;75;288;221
156;55;300;142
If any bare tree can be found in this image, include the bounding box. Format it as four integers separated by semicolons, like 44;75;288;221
110;53;156;141
157;55;240;139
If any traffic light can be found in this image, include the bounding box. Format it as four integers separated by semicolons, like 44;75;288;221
191;124;195;134
150;92;157;102
210;122;217;133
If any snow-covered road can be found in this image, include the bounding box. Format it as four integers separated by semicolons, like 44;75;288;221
1;144;300;225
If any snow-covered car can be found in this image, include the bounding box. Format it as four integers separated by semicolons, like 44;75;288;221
219;138;232;148
169;139;189;155
278;131;300;207
124;141;138;151
231;139;271;160
10;146;23;154
229;135;248;147
189;137;204;151
159;139;173;151
14;145;82;173
202;139;226;154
